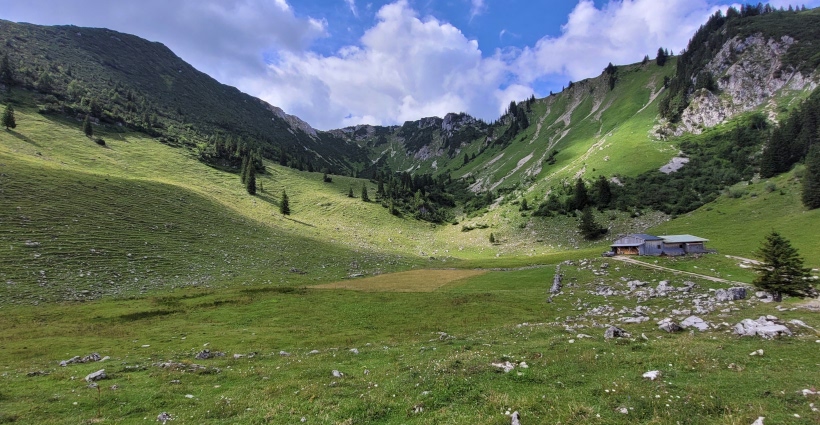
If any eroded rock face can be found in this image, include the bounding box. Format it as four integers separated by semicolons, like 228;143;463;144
676;34;818;135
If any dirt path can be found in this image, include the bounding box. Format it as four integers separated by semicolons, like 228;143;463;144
611;256;749;286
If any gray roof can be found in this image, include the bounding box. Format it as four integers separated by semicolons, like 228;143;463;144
628;234;663;241
659;235;709;243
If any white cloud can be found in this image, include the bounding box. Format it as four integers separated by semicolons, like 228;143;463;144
512;0;724;84
345;0;359;17
249;0;518;130
470;0;487;20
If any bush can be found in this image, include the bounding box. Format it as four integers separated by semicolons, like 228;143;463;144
94;138;106;146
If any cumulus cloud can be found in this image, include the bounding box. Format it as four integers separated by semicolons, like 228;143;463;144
512;0;724;84
249;0;519;130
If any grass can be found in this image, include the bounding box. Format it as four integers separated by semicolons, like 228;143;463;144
1;259;818;424
650;168;820;268
314;270;487;292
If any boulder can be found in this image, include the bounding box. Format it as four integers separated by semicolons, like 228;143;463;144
84;369;107;382
627;280;646;291
195;349;224;359
715;287;747;302
604;326;630;339
657;318;683;333
157;412;173;424
734;317;792;339
681;316;709;331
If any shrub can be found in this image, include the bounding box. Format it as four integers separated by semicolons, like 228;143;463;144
94;138;105;146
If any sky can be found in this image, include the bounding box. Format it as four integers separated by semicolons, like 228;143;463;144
2;0;818;130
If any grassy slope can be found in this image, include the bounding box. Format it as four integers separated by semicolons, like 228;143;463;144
651;167;820;268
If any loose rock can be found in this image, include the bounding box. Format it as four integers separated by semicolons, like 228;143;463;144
681;316;709;331
84;369;107;382
604;326;630;339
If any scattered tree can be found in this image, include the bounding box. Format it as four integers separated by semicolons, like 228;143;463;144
280;190;290;215
519;198;529;211
323;172;333;183
571;178;589;211
489;233;496;244
656;47;668;66
361;183;370;202
35;70;53;93
2;105;16;130
803;145;820;209
348;186;354;198
578;207;607;240
245;165;256;195
752;231;813;302
83;115;93;138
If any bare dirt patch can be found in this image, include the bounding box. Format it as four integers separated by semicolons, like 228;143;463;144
314;269;487;292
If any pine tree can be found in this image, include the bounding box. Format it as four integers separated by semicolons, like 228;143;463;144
571;178;589;211
752;231;813;301
280;190;290;215
240;155;249;184
802;144;820;209
578;207;607;240
83;115;93;138
245;166;256;195
656;47;668;66
2;105;16;130
361;183;370;202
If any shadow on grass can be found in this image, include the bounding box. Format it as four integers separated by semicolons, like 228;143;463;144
117;309;180;321
7;129;41;148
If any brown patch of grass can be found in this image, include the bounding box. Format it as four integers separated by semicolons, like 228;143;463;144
313;269;487;292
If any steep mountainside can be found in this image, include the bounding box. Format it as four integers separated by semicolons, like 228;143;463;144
0;20;367;173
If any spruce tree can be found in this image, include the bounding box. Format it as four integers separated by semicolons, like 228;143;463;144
572;178;589;211
245;165;256;195
348;186;354;198
361;183;370;202
489;233;496;244
280;190;290;215
2;105;16;130
656;47;668;66
240;155;249;184
802;144;820;209
578;207;607;240
752;231;813;301
83;115;93;138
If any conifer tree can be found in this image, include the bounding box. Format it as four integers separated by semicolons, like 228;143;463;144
489;233;495;244
578;207;607;240
83;115;93;138
656;47;668;66
361;183;370;202
245;165;256;195
752;231;813;301
2;105;16;130
280;190;290;215
802;144;820;209
240;155;249;184
571;178;589;211
348;186;354;198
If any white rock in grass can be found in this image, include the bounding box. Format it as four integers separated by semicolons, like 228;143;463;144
642;370;660;380
331;370;343;378
803;389;818;396
510;411;521;425
681;316;709;331
749;349;764;356
751;417;764;425
491;362;516;373
349;348;359;355
617;407;629;414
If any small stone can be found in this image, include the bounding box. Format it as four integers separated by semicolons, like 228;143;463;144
185;394;194;399
491;361;516;373
617;407;629;414
749;349;764;356
604;326;630;339
332;370;343;378
157;412;173;424
642;370;660;380
511;411;521;425
279;351;291;357
349;348;359;354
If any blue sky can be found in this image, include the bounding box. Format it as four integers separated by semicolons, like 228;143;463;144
3;0;819;129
